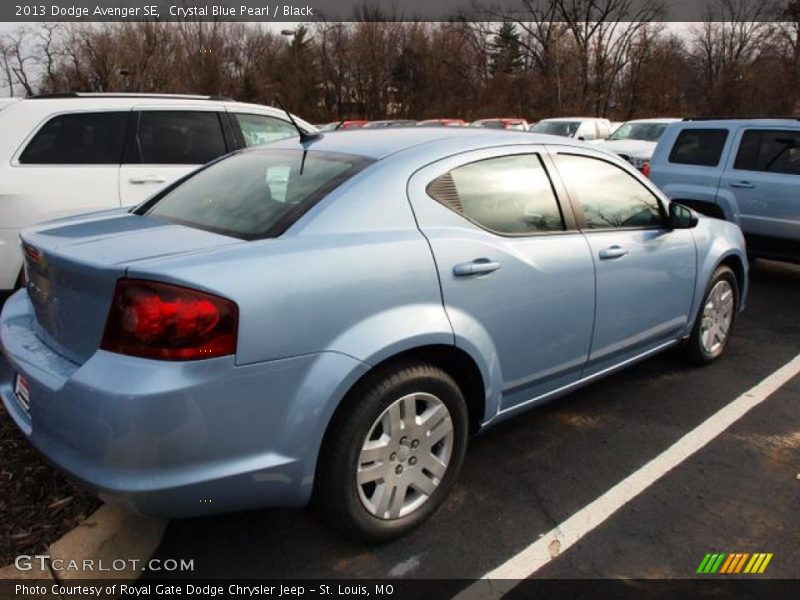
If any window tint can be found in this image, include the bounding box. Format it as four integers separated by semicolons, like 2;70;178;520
427;154;564;234
233;113;297;147
19;112;127;164
668;128;728;166
142;150;371;239
133;111;227;164
555;154;665;229
734;129;800;175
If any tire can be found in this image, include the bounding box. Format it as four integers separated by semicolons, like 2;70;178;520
684;265;739;366
315;360;468;542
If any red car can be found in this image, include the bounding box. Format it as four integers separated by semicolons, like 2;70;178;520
417;119;468;127
318;120;370;131
470;118;529;131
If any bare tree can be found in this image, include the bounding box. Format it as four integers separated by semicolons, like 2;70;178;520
691;0;776;113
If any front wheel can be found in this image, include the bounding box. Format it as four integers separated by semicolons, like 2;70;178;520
315;361;468;542
684;265;739;365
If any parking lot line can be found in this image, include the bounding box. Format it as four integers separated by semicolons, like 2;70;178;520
456;353;800;598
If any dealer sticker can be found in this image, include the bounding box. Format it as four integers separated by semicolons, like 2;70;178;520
14;373;30;416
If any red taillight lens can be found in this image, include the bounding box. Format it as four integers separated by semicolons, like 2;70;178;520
101;279;238;361
641;161;651;178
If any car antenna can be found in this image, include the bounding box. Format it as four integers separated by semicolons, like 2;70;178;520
273;97;321;144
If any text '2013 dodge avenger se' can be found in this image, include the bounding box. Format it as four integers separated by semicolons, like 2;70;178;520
0;128;747;541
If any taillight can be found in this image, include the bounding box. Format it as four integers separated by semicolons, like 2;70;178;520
641;161;651;178
101;279;238;361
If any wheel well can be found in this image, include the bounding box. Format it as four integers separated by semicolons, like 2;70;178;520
340;345;486;434
674;199;726;220
720;255;745;297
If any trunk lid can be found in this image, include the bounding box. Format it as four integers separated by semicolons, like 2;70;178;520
21;210;241;364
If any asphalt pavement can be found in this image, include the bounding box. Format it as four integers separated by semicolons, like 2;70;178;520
149;259;800;583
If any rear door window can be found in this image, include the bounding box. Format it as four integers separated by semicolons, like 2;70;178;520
668;128;728;166
130;111;228;165
140;149;372;239
734;129;800;175
19;112;128;164
426;154;565;235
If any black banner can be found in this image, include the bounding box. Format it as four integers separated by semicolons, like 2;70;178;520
2;579;800;600
0;0;793;23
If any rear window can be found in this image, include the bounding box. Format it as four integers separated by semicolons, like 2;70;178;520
668;128;728;167
19;112;128;164
140;149;372;239
531;121;580;137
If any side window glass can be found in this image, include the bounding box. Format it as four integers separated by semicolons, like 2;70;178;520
19;112;128;165
134;111;227;165
233;113;297;146
555;154;665;229
668;128;728;166
735;129;800;175
427;154;565;235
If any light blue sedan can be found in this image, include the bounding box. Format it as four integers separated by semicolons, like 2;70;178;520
0;128;747;541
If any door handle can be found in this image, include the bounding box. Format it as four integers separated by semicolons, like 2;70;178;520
729;181;755;189
598;245;629;260
129;176;167;185
453;259;501;277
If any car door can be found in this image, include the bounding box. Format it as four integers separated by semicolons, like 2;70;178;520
722;126;800;253
119;107;232;205
407;147;596;412
10;110;129;223
550;149;696;376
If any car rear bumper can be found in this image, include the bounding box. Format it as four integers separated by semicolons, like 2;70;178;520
0;290;369;517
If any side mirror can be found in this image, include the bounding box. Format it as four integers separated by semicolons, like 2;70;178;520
669;202;699;229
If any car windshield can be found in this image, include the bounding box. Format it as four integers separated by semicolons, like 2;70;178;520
139;149;372;239
531;121;580;137
609;122;669;142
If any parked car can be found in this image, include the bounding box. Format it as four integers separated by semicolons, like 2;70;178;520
600;118;680;172
530;117;613;141
363;120;418;128
470;118;529;131
417;119;468;127
610;121;624;134
649;118;800;263
318;120;370;131
0;93;315;298
1;128;747;542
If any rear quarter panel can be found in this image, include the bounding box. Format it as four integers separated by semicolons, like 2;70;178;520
125;158;456;368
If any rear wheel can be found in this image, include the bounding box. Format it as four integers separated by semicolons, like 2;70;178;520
684;265;738;365
315;361;468;542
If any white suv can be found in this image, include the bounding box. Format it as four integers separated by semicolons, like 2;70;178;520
0;93;315;294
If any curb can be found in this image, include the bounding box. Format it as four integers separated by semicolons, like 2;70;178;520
0;505;167;582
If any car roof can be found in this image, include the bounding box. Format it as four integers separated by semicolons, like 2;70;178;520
7;93;315;131
266;127;592;160
675;118;800;127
